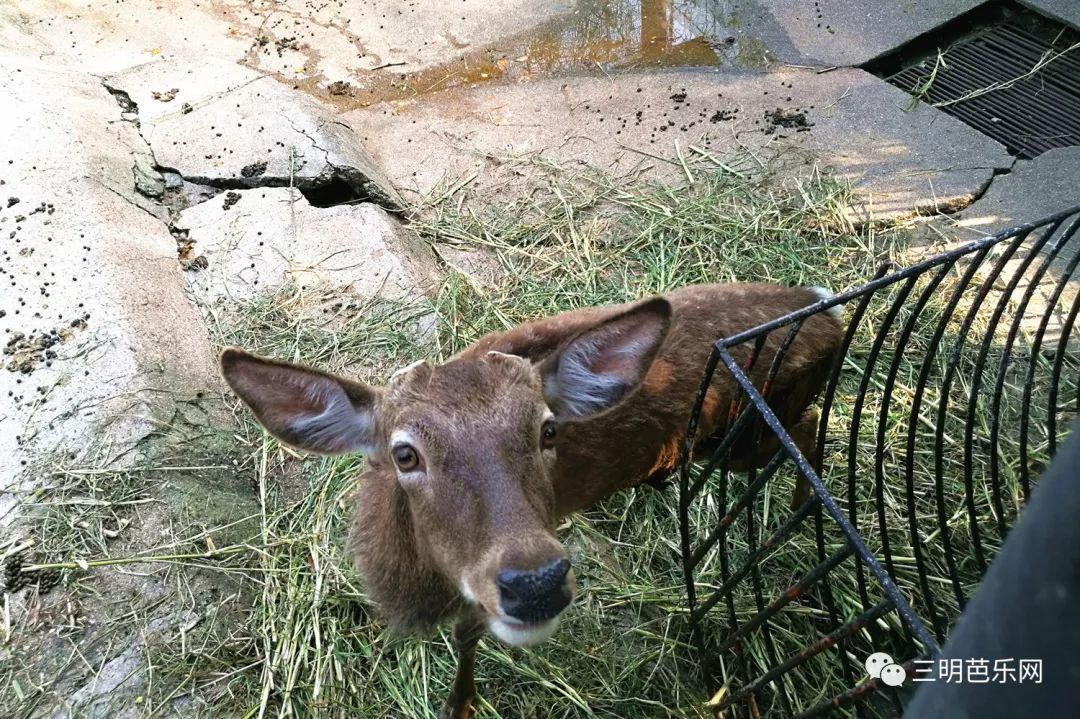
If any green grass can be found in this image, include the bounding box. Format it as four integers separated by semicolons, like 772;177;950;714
421;158;879;353
5;151;1075;719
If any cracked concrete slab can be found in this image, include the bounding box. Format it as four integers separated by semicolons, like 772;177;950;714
104;61;404;210
175;187;439;306
103;58;263;126
0;52;219;522
906;148;1080;350
343;66;1013;220
948;147;1080;240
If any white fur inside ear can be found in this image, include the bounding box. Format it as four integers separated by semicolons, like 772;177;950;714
543;303;667;421
551;337;629;418
286;380;376;454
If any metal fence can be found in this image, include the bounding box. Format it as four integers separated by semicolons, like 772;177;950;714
677;205;1080;718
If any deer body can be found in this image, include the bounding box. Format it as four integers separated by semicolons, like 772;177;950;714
220;283;843;719
461;283;841;515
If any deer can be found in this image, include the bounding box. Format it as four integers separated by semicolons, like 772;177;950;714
219;282;844;719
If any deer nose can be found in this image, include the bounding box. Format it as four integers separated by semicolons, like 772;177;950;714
496;558;572;623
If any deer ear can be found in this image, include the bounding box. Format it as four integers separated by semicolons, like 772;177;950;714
219;348;381;455
539;297;671;421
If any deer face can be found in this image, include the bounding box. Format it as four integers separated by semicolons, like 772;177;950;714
219;298;670;647
377;353;570;645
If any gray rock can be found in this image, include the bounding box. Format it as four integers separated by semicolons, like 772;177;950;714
132;152;164;199
161;171;184;190
343;67;1013;220
175;187;438;305
0;52;219;523
105;61;404;210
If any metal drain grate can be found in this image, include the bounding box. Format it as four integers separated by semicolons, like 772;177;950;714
886;20;1080;158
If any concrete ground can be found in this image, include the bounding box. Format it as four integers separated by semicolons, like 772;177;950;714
681;0;987;67
1022;0;1080;29
951;148;1080;239
344;66;1013;219
11;0;577;78
915;148;1080;347
0;50;220;516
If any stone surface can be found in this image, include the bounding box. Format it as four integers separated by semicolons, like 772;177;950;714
0;52;219;523
105;60;404;209
343;66;1014;219
260;0;991;111
1020;0;1080;30
906;149;1080;350
951;147;1080;239
104;58;263;126
11;0;249;74
175;187;439;305
438;245;507;290
235;0;578;81
12;0;577;85
743;0;985;67
6;0;990;119
0;2;45;53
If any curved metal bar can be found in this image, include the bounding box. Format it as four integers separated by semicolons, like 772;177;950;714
678;205;1080;719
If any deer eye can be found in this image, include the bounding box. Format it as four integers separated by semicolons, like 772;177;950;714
392;443;421;471
540;420;557;450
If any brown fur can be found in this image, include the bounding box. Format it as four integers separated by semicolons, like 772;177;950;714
221;282;843;718
349;356;563;635
351;284;841;632
458;283;842;515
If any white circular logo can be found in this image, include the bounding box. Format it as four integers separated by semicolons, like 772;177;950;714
864;652;893;679
881;663;907;687
865;652;906;686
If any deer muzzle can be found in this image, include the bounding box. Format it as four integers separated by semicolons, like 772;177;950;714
496;557;572;624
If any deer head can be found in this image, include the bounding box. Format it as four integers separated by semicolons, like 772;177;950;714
219;298;671;646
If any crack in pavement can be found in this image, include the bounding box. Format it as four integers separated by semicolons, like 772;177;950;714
93;86;395;211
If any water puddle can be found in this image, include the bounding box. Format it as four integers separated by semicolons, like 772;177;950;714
308;0;775;109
